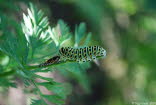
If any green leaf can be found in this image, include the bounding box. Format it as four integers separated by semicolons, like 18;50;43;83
0;14;28;66
83;32;92;46
31;99;47;105
37;82;72;99
55;62;91;93
43;95;65;105
33;74;55;83
21;3;52;56
0;77;16;88
75;22;86;46
48;20;72;47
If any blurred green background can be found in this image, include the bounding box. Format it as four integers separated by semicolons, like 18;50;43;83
0;0;156;105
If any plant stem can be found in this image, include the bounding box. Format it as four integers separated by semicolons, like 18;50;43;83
24;61;70;70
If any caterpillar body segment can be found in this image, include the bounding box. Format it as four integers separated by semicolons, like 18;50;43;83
39;56;60;67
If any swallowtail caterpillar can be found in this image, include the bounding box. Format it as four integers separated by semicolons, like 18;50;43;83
39;46;106;67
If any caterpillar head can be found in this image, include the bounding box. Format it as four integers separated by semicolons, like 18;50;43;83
97;47;106;58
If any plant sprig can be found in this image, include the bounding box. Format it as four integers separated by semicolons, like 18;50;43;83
0;2;93;105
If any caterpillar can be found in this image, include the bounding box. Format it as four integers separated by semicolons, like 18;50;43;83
59;46;106;62
39;56;60;67
39;46;106;67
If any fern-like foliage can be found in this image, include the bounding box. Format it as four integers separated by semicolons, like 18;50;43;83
0;3;93;105
22;3;50;45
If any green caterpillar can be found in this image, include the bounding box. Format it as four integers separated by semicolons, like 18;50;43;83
59;46;106;62
39;46;106;67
